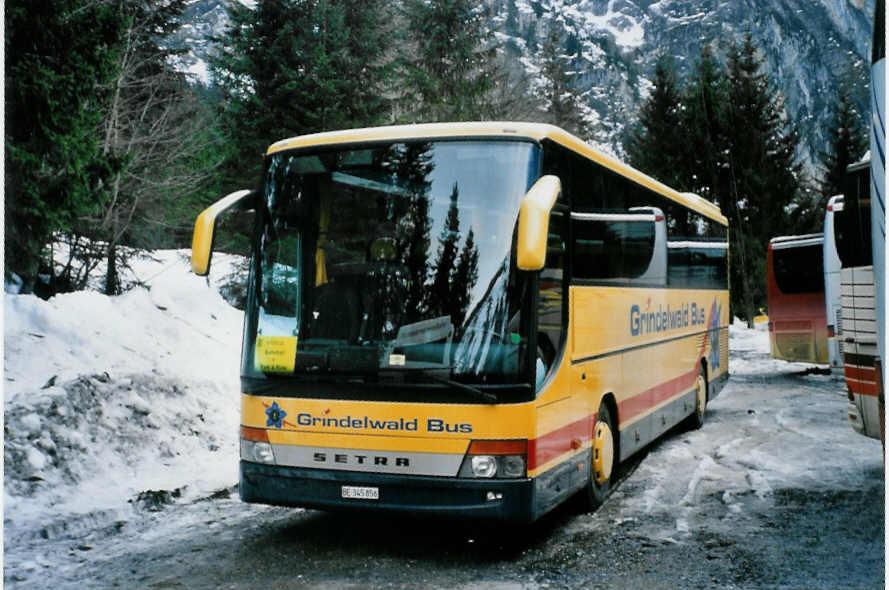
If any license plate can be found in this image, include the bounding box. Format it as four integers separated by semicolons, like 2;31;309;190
341;486;379;500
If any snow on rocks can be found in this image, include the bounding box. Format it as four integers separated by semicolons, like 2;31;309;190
4;250;244;537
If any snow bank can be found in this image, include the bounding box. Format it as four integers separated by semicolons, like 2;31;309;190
5;251;244;396
4;250;245;535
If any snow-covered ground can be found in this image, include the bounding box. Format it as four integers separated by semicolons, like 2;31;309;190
4;251;245;541
588;319;883;545
4;250;884;588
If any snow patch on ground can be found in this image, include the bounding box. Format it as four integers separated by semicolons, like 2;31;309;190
4;250;244;538
607;317;883;543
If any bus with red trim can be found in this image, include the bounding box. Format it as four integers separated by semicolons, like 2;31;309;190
833;0;884;443
767;234;829;364
190;122;729;522
835;160;882;441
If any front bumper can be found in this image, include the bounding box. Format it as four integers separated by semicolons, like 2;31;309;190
240;461;535;522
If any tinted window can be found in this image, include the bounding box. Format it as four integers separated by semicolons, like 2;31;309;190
536;210;566;383
835;164;872;268
572;214;656;280
248;140;539;393
773;244;825;294
542;140;728;289
667;239;728;289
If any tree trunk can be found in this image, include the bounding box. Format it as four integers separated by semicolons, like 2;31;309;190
105;240;120;296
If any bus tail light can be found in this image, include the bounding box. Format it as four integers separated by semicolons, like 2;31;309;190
458;439;527;479
241;426;276;464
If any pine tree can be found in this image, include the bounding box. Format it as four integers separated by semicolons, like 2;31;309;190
390;143;434;326
505;0;520;36
788;78;868;235
625;55;686;189
430;183;461;316
400;0;502;122
534;17;591;137
212;0;392;184
724;34;804;323
451;228;479;327
339;0;393;126
683;45;731;206
819;78;869;203
5;0;125;289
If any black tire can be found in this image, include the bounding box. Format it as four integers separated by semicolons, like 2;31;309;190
580;403;616;511
686;365;708;430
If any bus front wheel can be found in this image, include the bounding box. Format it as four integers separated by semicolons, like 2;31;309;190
582;403;616;511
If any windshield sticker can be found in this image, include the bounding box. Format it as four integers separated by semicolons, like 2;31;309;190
255;336;297;373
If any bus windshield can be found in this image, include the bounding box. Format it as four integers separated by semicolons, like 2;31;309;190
244;140;540;399
772;240;824;294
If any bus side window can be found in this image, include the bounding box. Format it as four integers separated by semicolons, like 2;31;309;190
537;210;566;380
570;210;658;284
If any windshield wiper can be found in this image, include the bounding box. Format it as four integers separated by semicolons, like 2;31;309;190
424;373;497;403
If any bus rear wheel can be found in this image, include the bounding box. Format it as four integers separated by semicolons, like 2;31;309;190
686;365;708;430
581;403;616;511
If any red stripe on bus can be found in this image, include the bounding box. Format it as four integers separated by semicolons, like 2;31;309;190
528;365;703;471
528;414;594;471
847;379;879;397
529;308;717;474
617;366;699;423
845;366;876;382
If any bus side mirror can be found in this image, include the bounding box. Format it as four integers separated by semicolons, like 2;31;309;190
191;189;254;276
517;175;561;271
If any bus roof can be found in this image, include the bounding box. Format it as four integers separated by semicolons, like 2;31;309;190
847;156;870;173
266;122;728;226
770;233;824;249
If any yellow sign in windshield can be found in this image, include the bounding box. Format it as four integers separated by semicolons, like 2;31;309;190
255;336;298;373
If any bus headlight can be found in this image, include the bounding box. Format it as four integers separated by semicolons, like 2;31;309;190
500;455;526;478
471;455;498;478
458;439;527;479
252;442;275;464
240;426;276;464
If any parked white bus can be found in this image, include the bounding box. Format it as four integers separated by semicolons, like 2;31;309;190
836;161;881;441
823;195;844;371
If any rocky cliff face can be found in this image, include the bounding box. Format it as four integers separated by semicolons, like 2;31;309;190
496;0;875;171
173;0;876;174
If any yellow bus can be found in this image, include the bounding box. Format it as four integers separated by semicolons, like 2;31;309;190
192;122;730;522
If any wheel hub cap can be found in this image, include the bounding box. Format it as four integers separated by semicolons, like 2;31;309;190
593;420;614;484
696;374;706;414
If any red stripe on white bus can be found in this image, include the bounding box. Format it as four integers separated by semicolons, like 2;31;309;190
845;365;876;381
846;377;879;397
